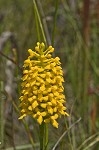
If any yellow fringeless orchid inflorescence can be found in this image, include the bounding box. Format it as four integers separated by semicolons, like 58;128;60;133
19;42;69;128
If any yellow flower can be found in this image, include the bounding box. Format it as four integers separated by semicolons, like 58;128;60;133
19;42;69;128
37;115;43;124
51;119;58;128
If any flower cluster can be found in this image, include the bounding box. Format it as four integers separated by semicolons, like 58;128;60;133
19;42;69;128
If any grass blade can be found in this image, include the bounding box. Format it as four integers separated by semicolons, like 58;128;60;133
0;81;4;149
52;118;81;150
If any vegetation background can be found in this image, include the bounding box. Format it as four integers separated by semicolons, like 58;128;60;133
0;0;99;149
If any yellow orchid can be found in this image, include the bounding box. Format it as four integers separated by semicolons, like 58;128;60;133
19;42;69;128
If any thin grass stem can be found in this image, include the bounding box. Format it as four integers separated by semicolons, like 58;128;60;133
0;81;4;149
33;1;41;42
64;117;73;150
36;1;51;45
83;136;99;150
52;118;81;150
5;143;39;150
77;132;99;150
12;101;35;149
51;0;59;46
32;0;46;45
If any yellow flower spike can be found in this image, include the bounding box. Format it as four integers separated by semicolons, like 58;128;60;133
33;114;37;118
51;85;57;91
41;112;47;117
24;91;29;95
44;45;52;54
28;97;33;102
37;42;40;46
50;62;56;68
51;99;57;105
19;114;26;119
24;59;31;64
60;110;67;115
32;72;38;78
37;115;43;124
41;42;45;47
52;68;57;74
47;106;53;114
58;94;65;99
60;99;65;103
21;82;26;87
40;103;47;108
26;83;30;87
31;80;36;86
53;107;57;112
44;118;50;123
39;74;46;78
51;114;58;120
19;96;23;100
43;96;48;101
35;46;40;53
47;102;52;106
52;120;58;128
51;78;56;84
33;85;38;91
28;49;35;58
21;109;25;113
46;54;51;58
28;106;32;111
58;88;63;93
21;89;27;94
37;111;41;115
23;70;28;74
48;93;54;98
22;75;28;81
19;42;69;128
38;68;44;72
32;101;38;108
45;66;50;71
46;78;51;83
38;93;42;99
30;51;40;57
35;82;41;86
48;46;53;50
40;55;45;59
36;76;42;82
49;48;54;53
40;85;45;91
46;72;51;77
55;57;60;62
47;88;52;93
53;91;59;97
44;46;54;55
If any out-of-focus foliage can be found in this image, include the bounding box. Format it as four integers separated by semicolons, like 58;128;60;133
0;0;99;149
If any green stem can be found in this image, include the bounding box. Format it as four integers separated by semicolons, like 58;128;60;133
33;1;41;42
33;0;46;45
45;124;48;150
51;0;59;46
39;123;48;150
0;81;4;149
39;123;45;150
36;0;51;46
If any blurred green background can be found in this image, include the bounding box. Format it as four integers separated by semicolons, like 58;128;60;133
0;0;99;149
